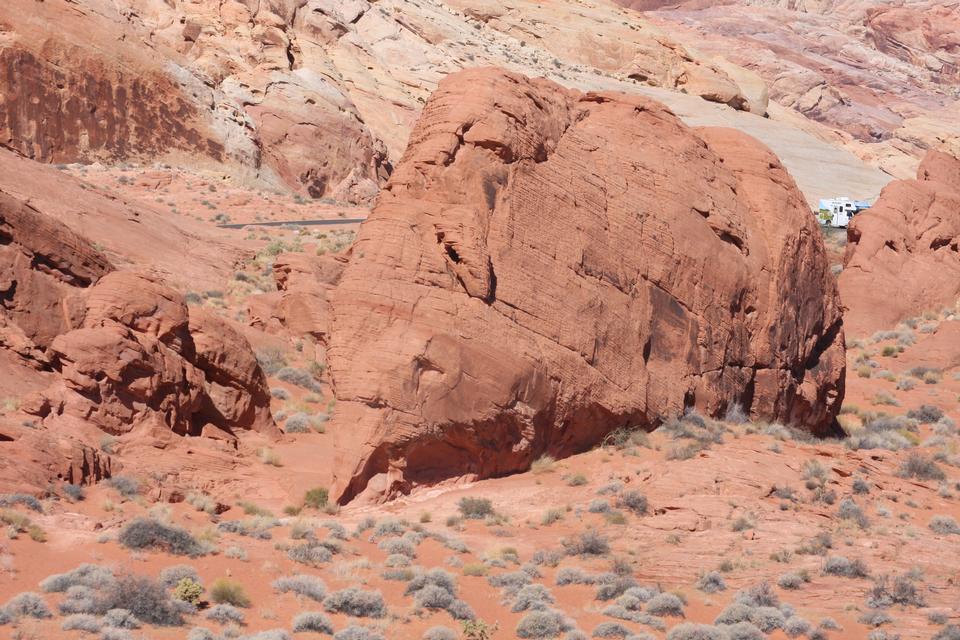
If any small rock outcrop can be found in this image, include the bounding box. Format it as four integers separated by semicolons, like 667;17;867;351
0;188;276;453
326;68;845;503
840;150;960;336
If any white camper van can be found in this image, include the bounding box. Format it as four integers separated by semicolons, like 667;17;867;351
817;197;871;228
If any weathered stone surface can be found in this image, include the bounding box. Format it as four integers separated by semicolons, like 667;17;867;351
327;68;845;503
840;150;960;337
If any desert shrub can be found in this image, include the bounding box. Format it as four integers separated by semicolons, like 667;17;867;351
271;388;290;400
293;611;334;633
731;516;753;532
929;515;960;535
118;518;206;557
100;629;135;640
822;556;869;578
866;574;925;608
333;626;385;640
107;476;140;498
715;603;752;625
288;542;333;566
859;610;893;627
777;572;807;590
256;348;287;375
41;563;115;592
458;497;494;519
447;598;476;621
907;404;944;423
748;607;784;632
415;584;455;610
209;578;250;608
405;569;457;597
284;413;312;433
512;584;555;612
489;571;531;591
5;592;51;618
383;568;415;581
205;603;245;625
323;588;387;618
733;583;779;608
595;574;637;601
61;613;102;632
173;578;204;605
646;592;684;617
563;530;609;556
852;478;870;494
58;585;97;614
380;537;417;558
588;499;611;514
720;622;764;640
695;571;726;594
838;498;870;528
795;531;833;556
0;493;42;512
103;608;141;629
187;627;216;640
556;568;597;585
95;575;184;625
159;565;200;589
423;627;458;640
567;474;588;486
277;367;321;392
933;626;960;640
899;453;946;481
616;490;648;515
371;518;406;539
64;483;85;502
243;630;294;640
272;574;326;601
516;609;573;638
783;617;811;638
303;487;329;509
666;623;728;640
592;622;632;637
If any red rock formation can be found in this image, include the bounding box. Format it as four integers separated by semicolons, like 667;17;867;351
840;150;960;337
270;253;346;341
326;68;845;503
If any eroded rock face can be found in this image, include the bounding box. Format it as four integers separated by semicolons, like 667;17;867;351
840;150;960;337
327;68;845;503
38;272;277;437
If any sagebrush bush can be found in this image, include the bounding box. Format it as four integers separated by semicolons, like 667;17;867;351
516;609;573;638
838;498;870;529
695;571;726;594
288;542;333;566
63;484;85;502
733;582;779;608
118;518;206;557
562;530;609;556
422;626;457;640
592;621;632;637
107;476;140;498
293;611;334;633
159;565;201;589
898;453;946;481
512;584;555;612
458;497;494;519
556;567;597;585
822;556;869;578
749;607;784;632
5;592;52;619
95;575;184;626
666;623;728;640
616;490;648;515
722;621;765;640
323;588;387;618
929;515;960;535
41;563;115;592
103;608;141;629
206;603;245;624
866;573;925;608
276;367;321;392
0;493;43;512
58;585;97;614
272;574;326;601
209;578;250;608
646;592;684;617
907;404;944;424
304;487;329;509
61;613;101;632
333;626;385;640
777;572;807;590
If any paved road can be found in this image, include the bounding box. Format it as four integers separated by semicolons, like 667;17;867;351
218;218;366;229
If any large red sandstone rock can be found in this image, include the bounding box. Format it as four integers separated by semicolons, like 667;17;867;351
840;150;960;337
326;68;845;503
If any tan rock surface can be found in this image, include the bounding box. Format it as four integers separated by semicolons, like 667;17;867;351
326;68;845;503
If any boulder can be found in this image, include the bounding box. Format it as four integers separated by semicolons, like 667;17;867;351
326;68;845;503
840;150;960;336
